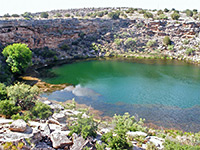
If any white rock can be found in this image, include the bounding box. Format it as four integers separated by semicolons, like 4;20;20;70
148;136;165;149
9;119;27;132
127;131;147;137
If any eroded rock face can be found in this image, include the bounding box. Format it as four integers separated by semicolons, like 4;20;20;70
9;119;27;132
50;131;72;148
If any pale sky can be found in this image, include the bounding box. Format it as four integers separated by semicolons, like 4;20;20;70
1;0;200;15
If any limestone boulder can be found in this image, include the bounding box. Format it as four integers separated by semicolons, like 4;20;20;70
9;119;27;132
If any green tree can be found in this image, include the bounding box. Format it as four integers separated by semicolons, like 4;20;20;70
2;43;32;74
164;8;169;12
171;13;180;20
7;82;39;110
124;38;136;48
157;10;163;15
40;12;49;18
186;9;193;17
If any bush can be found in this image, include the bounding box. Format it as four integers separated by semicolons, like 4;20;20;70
185;48;195;56
158;14;168;20
2;43;32;74
40;12;49;18
193;9;198;15
102;113;146;150
11;111;32;122
59;44;70;51
11;14;20;17
186;9;193;17
164;8;169;12
0;100;21;118
3;13;10;17
146;40;156;47
0;83;7;100
167;45;174;51
164;140;200;150
171;13;180;20
31;101;52;119
114;38;122;46
69;113;97;139
144;12;153;18
108;11;120;20
97;11;104;17
55;13;62;17
163;36;171;46
65;13;70;17
138;9;146;14
157;10;163;15
22;12;33;19
124;38;136;48
7;82;39;110
125;8;135;14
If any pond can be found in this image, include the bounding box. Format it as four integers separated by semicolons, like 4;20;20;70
41;59;200;132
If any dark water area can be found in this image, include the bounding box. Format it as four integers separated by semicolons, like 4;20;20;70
41;59;200;132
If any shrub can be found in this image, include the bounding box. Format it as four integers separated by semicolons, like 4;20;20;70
146;40;156;47
22;12;33;19
11;111;32;122
163;36;171;46
138;9;146;14
124;38;136;48
164;8;169;12
40;12;49;18
193;9;198;15
0;100;21;118
65;13;70;17
0;83;7;100
144;12;153;18
157;10;163;15
125;8;135;14
164;140;200;150
97;11;104;17
55;13;62;17
59;44;70;51
114;38;122;46
167;45;174;51
102;113;145;150
158;14;168;20
7;82;39;110
186;9;193;17
11;14;20;17
185;48;195;56
3;13;10;17
108;11;120;20
171;13;180;20
2;43;32;74
31;101;52;119
69;113;97;139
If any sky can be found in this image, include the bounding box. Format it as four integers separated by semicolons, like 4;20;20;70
1;0;200;15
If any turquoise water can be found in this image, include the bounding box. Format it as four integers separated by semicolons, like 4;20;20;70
42;59;200;132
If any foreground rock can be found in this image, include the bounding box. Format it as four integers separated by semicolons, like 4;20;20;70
9;119;27;132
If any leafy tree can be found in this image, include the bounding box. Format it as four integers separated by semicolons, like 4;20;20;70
97;11;104;17
40;12;49;18
108;11;120;20
2;43;32;74
0;100;21;118
69;113;97;139
22;12;33;19
171;13;180;20
146;40;156;48
3;13;10;17
7;82;39;110
31;101;52;119
193;9;198;15
163;36;171;46
0;83;7;100
158;14;168;20
55;13;62;17
125;8;135;14
65;13;70;17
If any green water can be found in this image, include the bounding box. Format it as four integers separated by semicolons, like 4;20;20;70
42;59;200;132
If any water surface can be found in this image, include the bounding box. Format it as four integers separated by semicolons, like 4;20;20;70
42;59;200;132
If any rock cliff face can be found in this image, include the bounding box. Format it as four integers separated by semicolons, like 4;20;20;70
0;18;200;65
